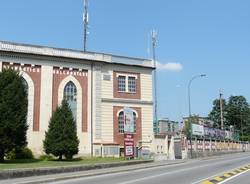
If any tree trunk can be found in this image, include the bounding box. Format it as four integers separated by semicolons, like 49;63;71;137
0;149;4;163
59;154;62;161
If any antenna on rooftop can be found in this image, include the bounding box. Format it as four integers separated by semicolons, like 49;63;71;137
83;0;89;52
151;29;158;123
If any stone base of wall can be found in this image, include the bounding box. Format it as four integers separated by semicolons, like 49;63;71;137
187;150;247;159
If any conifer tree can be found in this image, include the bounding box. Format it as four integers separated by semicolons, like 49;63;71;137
0;69;28;162
43;100;79;160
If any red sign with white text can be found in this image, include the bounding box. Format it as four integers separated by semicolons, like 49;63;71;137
124;134;134;157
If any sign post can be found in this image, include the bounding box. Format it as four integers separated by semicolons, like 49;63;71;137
123;107;135;159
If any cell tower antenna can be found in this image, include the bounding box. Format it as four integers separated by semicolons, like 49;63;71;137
151;30;158;123
219;90;224;130
83;0;89;52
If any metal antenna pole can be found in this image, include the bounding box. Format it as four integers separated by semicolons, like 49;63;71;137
83;0;89;52
219;90;224;130
151;30;158;123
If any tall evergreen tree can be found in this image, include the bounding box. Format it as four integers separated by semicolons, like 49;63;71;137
43;100;79;160
0;69;28;162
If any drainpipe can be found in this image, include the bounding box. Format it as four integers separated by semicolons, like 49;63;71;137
90;62;94;157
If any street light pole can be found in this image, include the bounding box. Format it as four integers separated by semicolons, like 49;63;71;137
188;74;206;158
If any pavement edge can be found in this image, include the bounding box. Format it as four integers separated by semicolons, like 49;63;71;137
201;164;250;184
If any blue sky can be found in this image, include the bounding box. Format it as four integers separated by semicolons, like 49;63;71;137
0;0;250;121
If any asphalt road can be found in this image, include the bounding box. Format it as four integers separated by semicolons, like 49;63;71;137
48;152;250;184
223;169;250;184
1;152;250;184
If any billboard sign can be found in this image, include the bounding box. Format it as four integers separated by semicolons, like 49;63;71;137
124;134;134;157
191;124;204;136
124;107;135;133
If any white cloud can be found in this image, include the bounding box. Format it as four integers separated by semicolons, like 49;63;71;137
156;62;183;72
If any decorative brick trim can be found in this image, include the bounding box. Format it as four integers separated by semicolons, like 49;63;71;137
113;106;142;146
113;71;141;99
52;67;88;132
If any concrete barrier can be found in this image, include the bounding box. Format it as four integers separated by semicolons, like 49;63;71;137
182;138;250;159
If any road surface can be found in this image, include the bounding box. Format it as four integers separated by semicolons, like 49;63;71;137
50;152;250;184
1;152;250;184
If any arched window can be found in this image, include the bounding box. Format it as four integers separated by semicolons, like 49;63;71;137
21;77;29;117
64;81;77;120
118;110;137;133
21;77;28;94
118;111;124;133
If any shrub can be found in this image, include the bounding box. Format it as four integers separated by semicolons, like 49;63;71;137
6;147;34;160
39;154;54;161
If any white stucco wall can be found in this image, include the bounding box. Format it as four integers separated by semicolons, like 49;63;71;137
40;66;53;132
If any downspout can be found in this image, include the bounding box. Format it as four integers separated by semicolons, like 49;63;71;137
91;61;94;157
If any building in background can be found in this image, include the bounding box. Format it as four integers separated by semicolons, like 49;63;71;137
0;41;154;157
183;116;214;127
154;118;180;135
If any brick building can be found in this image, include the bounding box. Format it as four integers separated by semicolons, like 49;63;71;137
0;41;154;157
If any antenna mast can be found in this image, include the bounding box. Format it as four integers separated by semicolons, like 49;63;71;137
219;90;224;130
151;30;158;123
83;0;89;52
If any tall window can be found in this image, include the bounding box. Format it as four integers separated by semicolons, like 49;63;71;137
21;77;28;94
118;111;124;133
118;111;137;133
64;81;77;120
128;76;136;92
21;78;29;121
118;76;126;92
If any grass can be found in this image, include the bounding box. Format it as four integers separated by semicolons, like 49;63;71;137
0;157;126;170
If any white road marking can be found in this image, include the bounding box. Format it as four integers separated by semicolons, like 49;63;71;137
117;162;237;184
118;155;250;184
219;169;250;184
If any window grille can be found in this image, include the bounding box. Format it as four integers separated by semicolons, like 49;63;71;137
118;76;126;92
128;76;136;92
64;81;77;120
118;111;124;133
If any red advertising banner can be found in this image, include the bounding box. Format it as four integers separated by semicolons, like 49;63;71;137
124;134;134;157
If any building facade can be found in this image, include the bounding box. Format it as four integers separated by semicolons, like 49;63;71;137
0;41;154;157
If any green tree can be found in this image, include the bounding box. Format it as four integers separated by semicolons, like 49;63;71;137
0;69;28;162
43;100;79;160
226;96;250;136
208;98;227;128
183;115;199;137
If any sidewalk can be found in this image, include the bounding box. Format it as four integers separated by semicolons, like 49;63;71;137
0;159;186;184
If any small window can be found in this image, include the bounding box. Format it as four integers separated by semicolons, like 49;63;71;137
133;112;136;133
118;76;126;92
128;76;136;92
118;111;124;133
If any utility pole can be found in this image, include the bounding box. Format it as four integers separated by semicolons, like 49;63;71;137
83;0;89;52
219;91;224;130
151;30;158;123
188;74;206;158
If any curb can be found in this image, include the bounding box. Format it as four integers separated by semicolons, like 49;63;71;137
201;164;250;184
0;160;153;180
14;160;186;184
